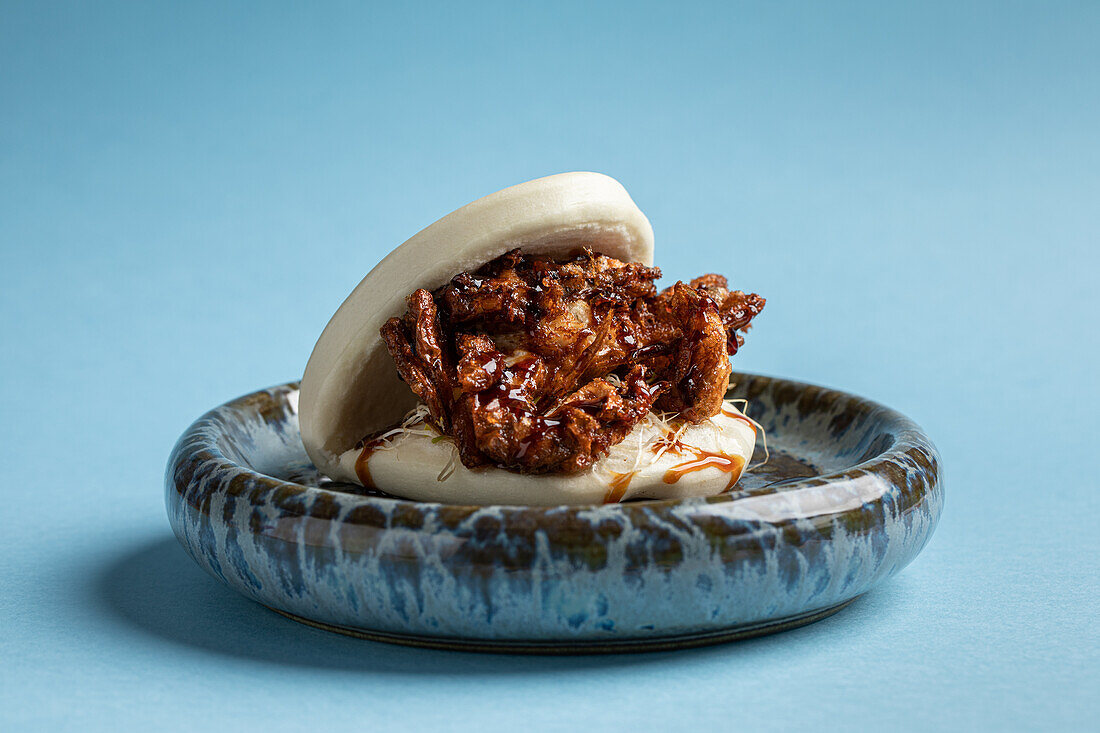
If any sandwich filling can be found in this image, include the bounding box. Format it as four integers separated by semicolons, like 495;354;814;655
378;249;764;475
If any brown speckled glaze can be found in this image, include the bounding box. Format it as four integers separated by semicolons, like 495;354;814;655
165;373;942;652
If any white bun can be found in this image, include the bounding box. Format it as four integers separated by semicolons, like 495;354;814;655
341;404;757;506
300;172;654;483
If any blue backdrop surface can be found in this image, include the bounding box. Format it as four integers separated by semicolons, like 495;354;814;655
1;2;1097;730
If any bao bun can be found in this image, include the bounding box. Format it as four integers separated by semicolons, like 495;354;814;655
299;172;755;504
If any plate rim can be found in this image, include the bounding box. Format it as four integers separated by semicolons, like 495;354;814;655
167;371;941;520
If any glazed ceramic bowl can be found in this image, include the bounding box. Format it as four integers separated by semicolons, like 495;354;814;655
165;373;942;653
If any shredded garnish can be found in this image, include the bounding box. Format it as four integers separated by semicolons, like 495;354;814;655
373;398;768;485
725;398;770;469
436;446;459;482
366;403;460;482
589;398;768;484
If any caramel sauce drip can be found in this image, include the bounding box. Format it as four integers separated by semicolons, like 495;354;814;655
652;422;747;492
650;426;689;455
604;471;636;504
662;451;746;492
633;418;751;493
354;438;383;489
719;405;757;434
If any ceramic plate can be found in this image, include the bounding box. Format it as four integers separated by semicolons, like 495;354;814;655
165;373;942;653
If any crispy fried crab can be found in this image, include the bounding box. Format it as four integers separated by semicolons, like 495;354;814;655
379;249;764;475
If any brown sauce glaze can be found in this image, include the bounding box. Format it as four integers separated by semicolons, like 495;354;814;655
354;438;384;489
604;471;636;503
383;249;764;475
650;425;690;456
719;405;757;434
475;355;566;461
649;423;749;492
662;450;746;492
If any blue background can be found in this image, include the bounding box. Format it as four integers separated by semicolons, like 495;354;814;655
2;1;1097;730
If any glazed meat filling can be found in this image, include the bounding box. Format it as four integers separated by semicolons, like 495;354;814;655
380;249;764;474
